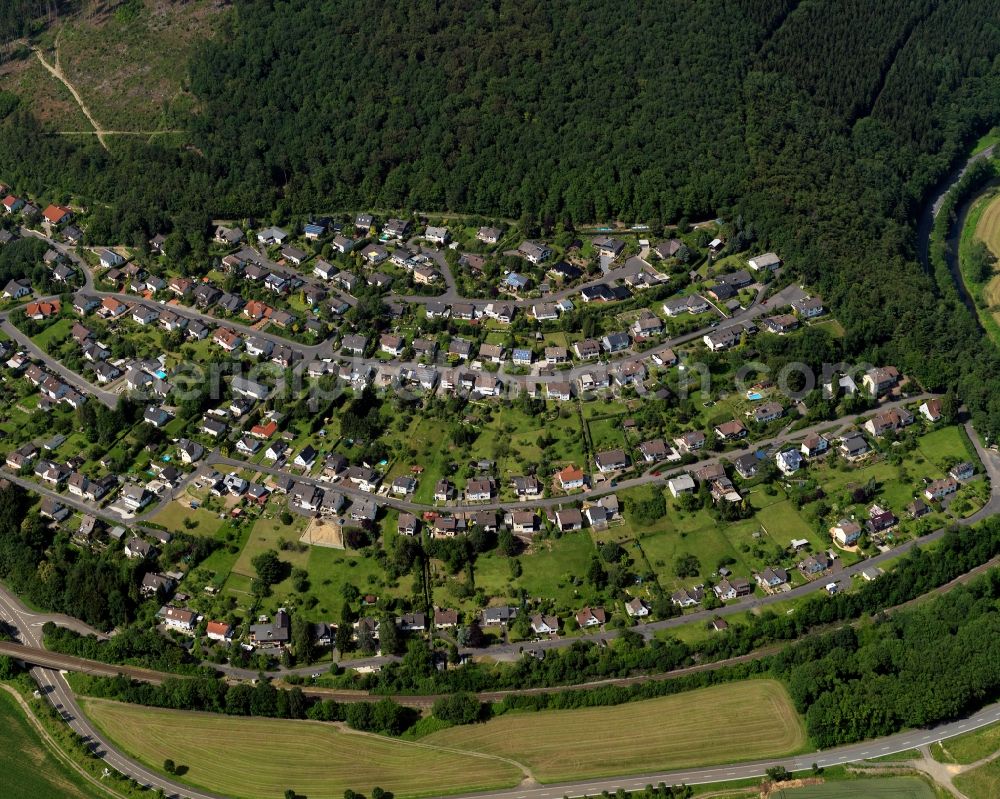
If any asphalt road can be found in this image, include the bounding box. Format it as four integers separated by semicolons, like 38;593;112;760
0;587;225;799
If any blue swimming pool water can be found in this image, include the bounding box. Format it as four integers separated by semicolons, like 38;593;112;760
747;391;763;401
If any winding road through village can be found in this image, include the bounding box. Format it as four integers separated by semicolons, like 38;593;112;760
2;165;1000;797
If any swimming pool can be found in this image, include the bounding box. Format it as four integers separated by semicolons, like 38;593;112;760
746;391;763;401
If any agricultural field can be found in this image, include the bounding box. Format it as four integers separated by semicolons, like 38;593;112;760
976;191;1000;258
0;689;109;799
424;680;806;782
771;777;936;798
961;190;1000;345
954;758;1000;799
80;698;524;799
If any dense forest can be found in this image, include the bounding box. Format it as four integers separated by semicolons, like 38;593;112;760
2;0;1000;435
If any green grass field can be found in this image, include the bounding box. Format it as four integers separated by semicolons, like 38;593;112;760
424;680;806;782
771;777;935;798
0;689;110;799
932;720;1000;764
81;697;523;799
150;500;226;537
954;758;1000;799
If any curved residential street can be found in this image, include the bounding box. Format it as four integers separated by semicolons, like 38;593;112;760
3;214;1000;798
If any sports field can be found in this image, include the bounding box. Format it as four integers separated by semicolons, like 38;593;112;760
771;777;935;798
80;698;524;799
424;680;806;782
0;689;109;799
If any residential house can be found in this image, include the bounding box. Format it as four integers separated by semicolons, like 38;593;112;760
951;462;975;481
703;326;740;351
799;553;833;575
511;511;536;534
671;586;704;608
747;252;782;272
714;577;752;601
632;313;664;338
919;398;943;423
518;241;552;264
751;402;784;424
663;294;709;316
668;474;696;497
602;331;630;353
762;314;798;335
595;449;628;473
593;237;625;258
800;433;829;458
555;508;583;531
164;607;198;632
925;477;959;501
477;226;504;244
557;465;586;491
3;278;31;299
733;453;760;480
530;614;560;635
864;407;914;438
626;597;650;617
574;339;601;360
482;606;517;626
638;438;670;462
830;519;863;546
792;296;825;318
714;420;747;441
756;567;789;588
545;347;569;364
839;433;870;461
862;366;901;396
776;449;802;476
674;430;705;453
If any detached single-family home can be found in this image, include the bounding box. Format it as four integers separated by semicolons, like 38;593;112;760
919;398;943;423
518;241;552;264
668;474;696;497
776;449;802;475
830;519;863;546
576;606;607;627
862;366;900;396
595;449;628;473
747;252;781;272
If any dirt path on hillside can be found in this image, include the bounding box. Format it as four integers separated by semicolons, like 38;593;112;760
32;30;107;150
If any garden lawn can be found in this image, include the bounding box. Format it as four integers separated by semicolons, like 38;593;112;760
150;501;226;537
